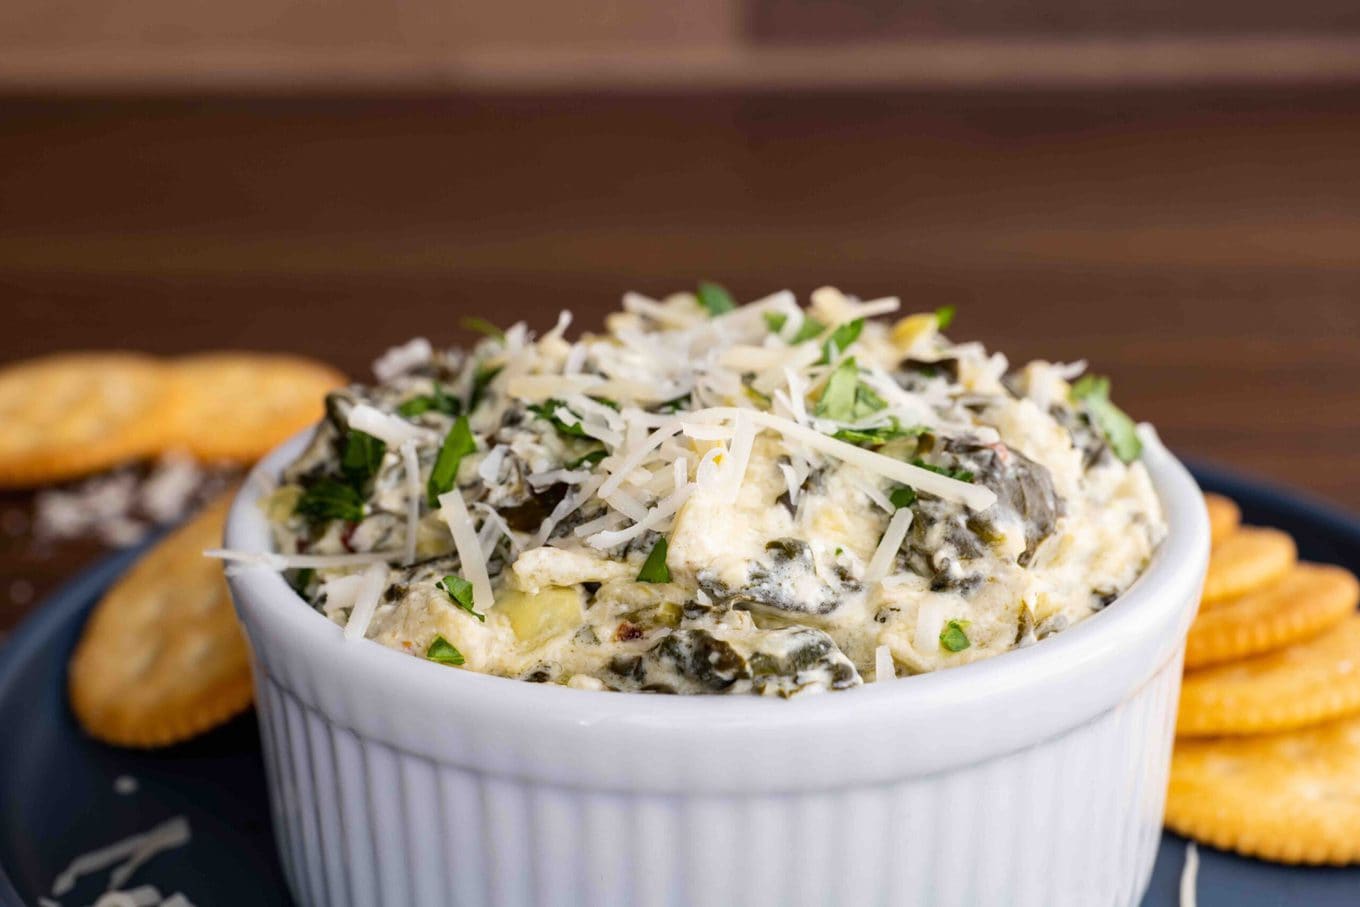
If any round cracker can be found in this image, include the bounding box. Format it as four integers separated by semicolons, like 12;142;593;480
1184;563;1360;669
1178;613;1360;737
69;491;253;747
0;353;173;487
163;353;345;464
1200;526;1296;609
1204;493;1241;547
1166;712;1360;864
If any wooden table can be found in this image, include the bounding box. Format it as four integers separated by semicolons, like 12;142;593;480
3;87;1359;634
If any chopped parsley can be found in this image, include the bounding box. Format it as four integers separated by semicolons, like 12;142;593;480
696;282;736;316
819;318;863;364
1070;375;1142;463
764;311;826;344
889;486;918;509
636;538;671;583
397;383;460;418
340;429;386;489
295;478;364;524
940;619;971;653
468;364;502;412
436;574;485;621
528;400;591;438
566;448;608;470
911;459;975;483
427;415;476;506
814;357;887;422
461;316;505;340
655;392;692;414
935;305;956;330
831;418;926;448
426;635;466;666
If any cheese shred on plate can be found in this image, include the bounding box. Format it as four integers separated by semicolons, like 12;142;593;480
255;285;1166;695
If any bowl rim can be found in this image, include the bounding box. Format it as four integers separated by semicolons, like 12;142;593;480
225;424;1208;790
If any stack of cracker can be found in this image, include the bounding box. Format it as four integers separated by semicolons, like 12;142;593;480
1166;493;1360;865
0;350;345;747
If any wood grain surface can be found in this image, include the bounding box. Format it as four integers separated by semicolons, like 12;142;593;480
2;88;1358;634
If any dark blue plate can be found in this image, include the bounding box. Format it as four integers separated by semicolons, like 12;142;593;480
2;462;1358;906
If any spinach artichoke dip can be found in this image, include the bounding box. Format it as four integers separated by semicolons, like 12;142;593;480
254;286;1166;696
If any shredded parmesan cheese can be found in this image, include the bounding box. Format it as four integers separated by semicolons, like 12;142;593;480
438;489;495;612
866;508;913;583
205;548;399;570
874;644;895;681
343;563;389;640
1180;842;1199;907
348;403;436;447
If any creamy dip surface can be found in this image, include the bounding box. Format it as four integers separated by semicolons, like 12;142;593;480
255;287;1166;696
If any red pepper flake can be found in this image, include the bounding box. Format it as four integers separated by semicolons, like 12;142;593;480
614;621;643;642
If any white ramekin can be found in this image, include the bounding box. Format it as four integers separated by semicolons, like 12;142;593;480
225;429;1208;907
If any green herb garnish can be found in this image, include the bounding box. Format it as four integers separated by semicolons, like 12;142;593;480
528;400;591;438
426;635;466;666
814;357;886;422
566;448;608;470
889;486;918;509
820;318;863;363
940;619;971;653
397;383;460;418
436;574;485;621
764;312;826;344
427;415;476;506
340;429;386;489
697;282;736;316
1070;375;1142;463
935;305;956;330
636;538;671;583
461;316;505;340
832;419;926;448
911;459;975;483
468;364;502;412
295;478;365;524
655;393;692;414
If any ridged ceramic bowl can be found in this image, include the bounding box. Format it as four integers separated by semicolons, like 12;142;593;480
225;428;1208;907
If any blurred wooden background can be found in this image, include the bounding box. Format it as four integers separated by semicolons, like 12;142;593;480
3;85;1360;630
4;0;1360;90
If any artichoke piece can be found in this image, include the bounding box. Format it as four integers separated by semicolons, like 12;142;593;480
497;586;583;646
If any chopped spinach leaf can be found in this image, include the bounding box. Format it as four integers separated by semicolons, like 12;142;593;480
935;305;956;330
1070;375;1142;463
397;383;460;418
528;399;591;438
295;478;364;524
436;574;485;621
764;311;826;344
889;486;918;509
637;538;671;584
340;429;386;489
940;619;971;653
461;316;505;340
820;318;863;363
697;282;736;316
289;567;315;594
427;415;476;506
426;634;466;666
